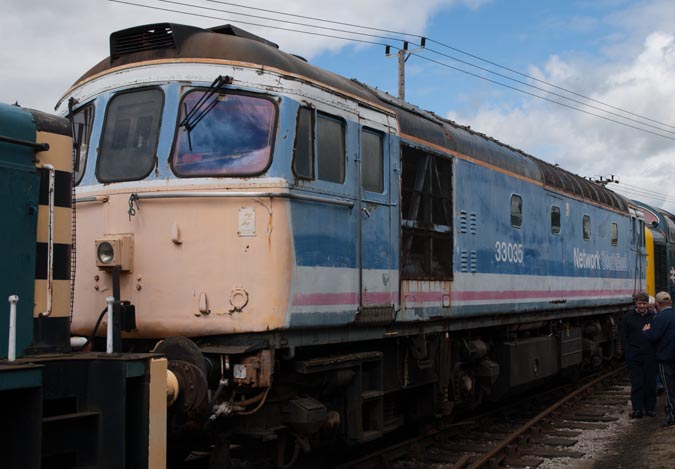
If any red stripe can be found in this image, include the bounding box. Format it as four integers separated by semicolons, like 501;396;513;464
293;291;395;306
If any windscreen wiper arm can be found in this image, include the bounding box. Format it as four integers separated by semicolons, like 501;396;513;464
179;75;232;150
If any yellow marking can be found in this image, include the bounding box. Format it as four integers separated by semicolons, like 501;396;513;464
646;228;655;296
34;279;70;318
36;207;72;244
35;132;73;173
148;358;168;469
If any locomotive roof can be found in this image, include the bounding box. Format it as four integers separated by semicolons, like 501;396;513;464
73;22;629;213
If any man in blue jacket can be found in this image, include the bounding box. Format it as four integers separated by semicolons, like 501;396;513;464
622;292;656;418
643;291;675;426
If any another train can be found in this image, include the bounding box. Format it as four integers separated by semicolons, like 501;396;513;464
0;102;167;469
636;199;675;300
47;22;668;466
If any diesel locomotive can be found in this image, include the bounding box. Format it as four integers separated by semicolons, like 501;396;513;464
55;22;653;466
0;102;167;469
636;199;675;300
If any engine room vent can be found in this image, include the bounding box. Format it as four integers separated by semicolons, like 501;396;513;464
110;23;279;64
110;23;201;60
533;158;628;212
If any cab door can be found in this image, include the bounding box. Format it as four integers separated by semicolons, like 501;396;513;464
357;112;397;321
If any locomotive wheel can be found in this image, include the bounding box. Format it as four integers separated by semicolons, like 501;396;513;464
153;335;208;376
168;360;210;417
166;360;211;467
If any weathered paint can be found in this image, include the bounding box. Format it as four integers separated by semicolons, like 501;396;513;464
34;131;72;319
72;182;294;338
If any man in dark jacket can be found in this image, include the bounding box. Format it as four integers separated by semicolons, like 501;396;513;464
622;292;656;418
644;291;675;426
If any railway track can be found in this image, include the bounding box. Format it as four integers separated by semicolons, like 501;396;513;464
335;366;628;469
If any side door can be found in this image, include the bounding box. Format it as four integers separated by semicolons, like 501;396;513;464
357;111;397;321
546;193;564;295
290;104;359;322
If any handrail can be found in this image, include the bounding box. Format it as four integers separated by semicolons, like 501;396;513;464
39;164;55;317
7;295;18;361
106;296;115;354
0;135;49;152
76;190;354;208
73;195;109;204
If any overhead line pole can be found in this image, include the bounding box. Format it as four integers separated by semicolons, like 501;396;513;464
387;39;426;100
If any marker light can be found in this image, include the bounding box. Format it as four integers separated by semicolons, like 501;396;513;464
97;241;115;264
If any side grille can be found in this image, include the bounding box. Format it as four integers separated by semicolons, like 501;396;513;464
110;24;180;60
655;243;668;292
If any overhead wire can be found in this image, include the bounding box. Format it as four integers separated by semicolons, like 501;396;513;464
106;0;675;203
204;0;675;132
418;44;675;135
614;188;675;206
109;0;392;47
410;52;675;141
206;0;419;39
613;183;675;205
160;0;401;43
109;0;675;138
424;38;675;131
620;181;675;199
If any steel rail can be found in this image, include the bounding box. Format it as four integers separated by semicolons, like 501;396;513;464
464;365;627;469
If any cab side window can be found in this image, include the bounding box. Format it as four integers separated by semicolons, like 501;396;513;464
317;114;345;183
583;215;591;240
293;107;313;179
361;128;384;193
551;205;561;235
510;194;522;228
292;108;345;184
71;103;95;185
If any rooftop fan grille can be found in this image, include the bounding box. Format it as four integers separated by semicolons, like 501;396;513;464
111;25;177;59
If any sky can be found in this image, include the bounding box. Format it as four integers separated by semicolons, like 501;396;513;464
3;0;675;212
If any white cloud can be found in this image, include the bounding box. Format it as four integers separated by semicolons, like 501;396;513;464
449;22;675;212
0;0;463;112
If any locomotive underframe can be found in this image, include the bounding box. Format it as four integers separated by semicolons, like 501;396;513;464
147;303;627;465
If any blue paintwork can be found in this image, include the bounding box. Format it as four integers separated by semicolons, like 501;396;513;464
74;76;641;329
455;159;634;279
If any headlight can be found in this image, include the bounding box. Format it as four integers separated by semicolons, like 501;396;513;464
95;235;134;271
97;241;115;264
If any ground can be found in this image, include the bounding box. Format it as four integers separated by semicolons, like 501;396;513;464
540;385;675;469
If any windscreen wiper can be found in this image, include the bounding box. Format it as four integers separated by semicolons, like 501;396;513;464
68;97;84;173
179;75;232;150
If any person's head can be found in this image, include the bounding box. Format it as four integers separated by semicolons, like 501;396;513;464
635;292;650;314
655;291;672;311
